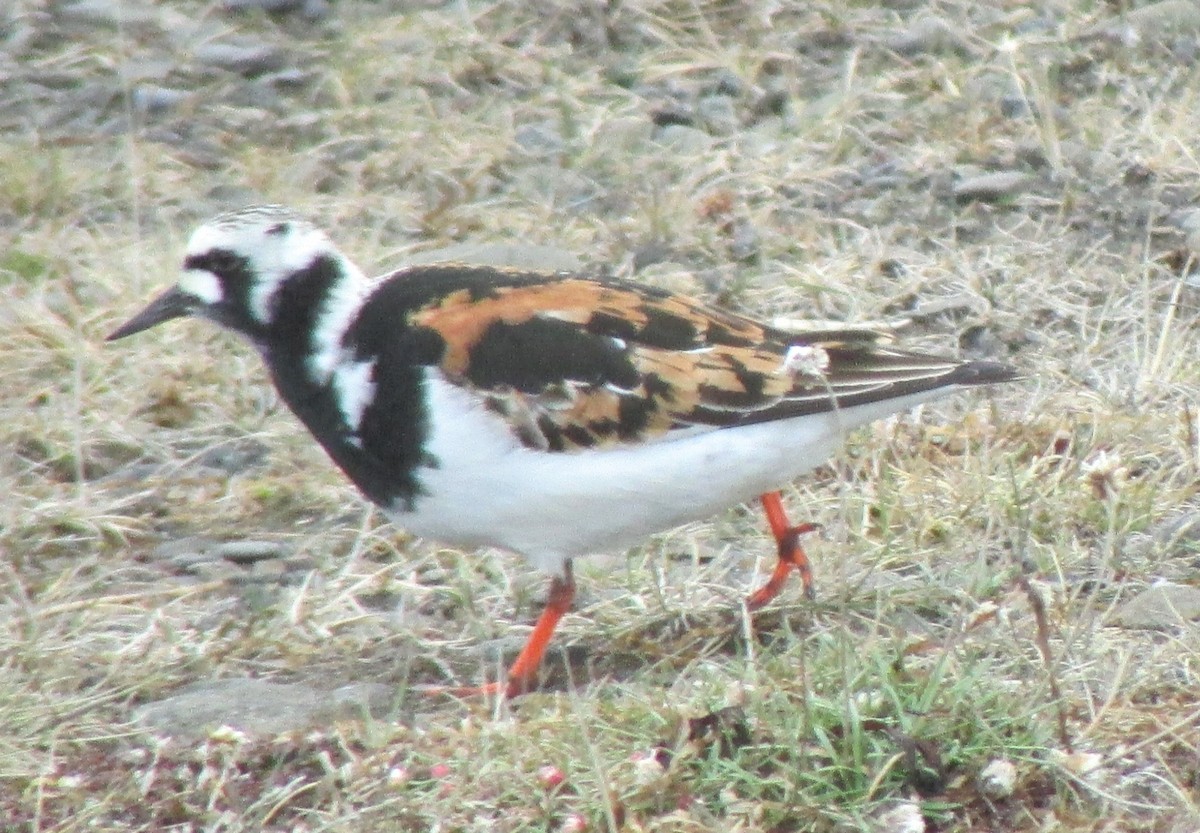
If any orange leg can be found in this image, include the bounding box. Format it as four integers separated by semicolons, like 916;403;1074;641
433;562;576;699
501;562;575;697
745;491;818;610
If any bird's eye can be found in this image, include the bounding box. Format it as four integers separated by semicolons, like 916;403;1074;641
186;249;244;276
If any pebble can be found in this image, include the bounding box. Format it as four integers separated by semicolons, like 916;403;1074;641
696;95;739;136
871;800;925;832
1108;583;1200;629
195;439;269;474
1086;0;1200;45
217;540;287;565
131;84;191;116
888;15;971;56
133;678;394;738
222;0;331;19
953;170;1034;203
591;115;655;151
728;218;760;262
58;0;159;30
194;41;287;77
654;124;715;153
979;758;1018;798
513;121;565;158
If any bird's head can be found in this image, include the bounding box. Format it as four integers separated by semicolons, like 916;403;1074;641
107;205;343;344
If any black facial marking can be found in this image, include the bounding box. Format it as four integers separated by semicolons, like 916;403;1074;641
268;254;343;349
184;248;248;279
182;248;265;337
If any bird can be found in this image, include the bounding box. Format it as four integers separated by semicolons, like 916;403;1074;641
108;205;1018;698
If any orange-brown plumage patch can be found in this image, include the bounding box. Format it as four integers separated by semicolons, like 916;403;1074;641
396;267;1006;452
412;281;610;375
411;277;769;378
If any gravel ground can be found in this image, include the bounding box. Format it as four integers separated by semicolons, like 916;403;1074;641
5;1;1200;830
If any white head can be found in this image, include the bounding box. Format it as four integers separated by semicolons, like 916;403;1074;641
108;205;351;344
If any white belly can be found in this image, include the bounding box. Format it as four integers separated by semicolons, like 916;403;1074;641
387;372;957;572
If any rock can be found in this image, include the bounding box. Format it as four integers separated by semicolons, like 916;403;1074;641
654;124;715;153
728;218;760;262
58;0;159;30
133;678;394;738
260;68;314;90
217;540;287;565
1086;0;1200;46
888;15;971;56
223;0;331;19
1108;583;1200;629
405;242;583;272
591;116;654;151
979;758;1018;798
195;438;269;473
696;95;739;136
131;84;191;116
513;121;565;158
953;171;1034;203
153;537;222;570
872;800;925;832
194;41;287;77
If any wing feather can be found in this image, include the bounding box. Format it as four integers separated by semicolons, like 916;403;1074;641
401;268;1013;451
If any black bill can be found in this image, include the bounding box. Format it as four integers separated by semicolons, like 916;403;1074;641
107;286;193;341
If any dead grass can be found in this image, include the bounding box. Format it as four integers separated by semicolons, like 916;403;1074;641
4;0;1200;830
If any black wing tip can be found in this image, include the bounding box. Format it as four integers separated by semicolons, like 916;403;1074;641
949;360;1023;387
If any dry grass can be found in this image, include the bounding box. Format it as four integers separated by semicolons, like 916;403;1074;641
4;0;1200;830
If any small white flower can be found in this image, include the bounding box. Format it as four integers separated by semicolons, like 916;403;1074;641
783;344;830;377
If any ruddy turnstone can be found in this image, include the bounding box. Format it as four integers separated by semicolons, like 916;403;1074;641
108;205;1017;697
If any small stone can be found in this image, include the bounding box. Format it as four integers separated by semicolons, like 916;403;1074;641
134;679;394;738
999;94;1029;118
153;537;220;565
194;41;287;77
979;759;1018;798
888;16;971;56
872;800;925;833
223;0;330;18
728;218;760;262
251;560;286;579
513;121;565;158
1108;583;1200;629
196;439;269;473
59;0;158;29
592;116;654;151
650;102;694;128
696;95;739;136
132;85;191;116
260;68;314;90
1087;0;1200;45
953;171;1034;203
217;540;286;564
655;124;715;153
